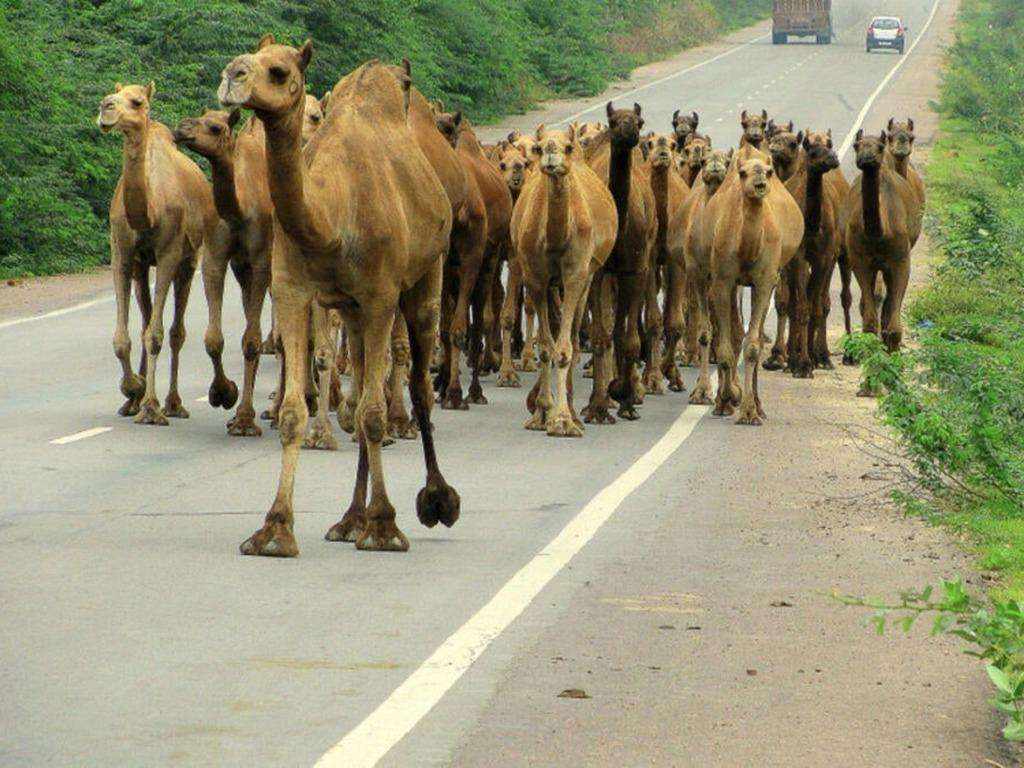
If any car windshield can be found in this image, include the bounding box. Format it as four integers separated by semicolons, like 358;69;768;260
872;18;900;29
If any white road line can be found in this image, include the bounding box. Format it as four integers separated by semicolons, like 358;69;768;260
559;32;770;125
0;295;113;332
314;403;711;768
838;0;942;160
195;395;209;403
50;426;113;445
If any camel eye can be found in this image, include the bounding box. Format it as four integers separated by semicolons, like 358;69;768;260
790;141;797;150
739;169;748;179
531;144;542;155
564;144;573;154
131;99;143;108
209;124;222;135
499;162;507;171
268;65;288;83
311;113;321;123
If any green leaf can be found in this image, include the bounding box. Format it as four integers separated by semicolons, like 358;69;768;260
987;665;1014;695
1002;720;1024;741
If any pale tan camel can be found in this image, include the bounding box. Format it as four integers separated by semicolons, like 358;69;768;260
513;125;618;436
885;118;925;210
739;109;770;149
99;82;213;425
219;38;456;554
679;132;712;187
704;147;804;423
671;110;700;145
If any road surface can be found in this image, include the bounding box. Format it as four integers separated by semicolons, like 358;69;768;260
1;1;1012;765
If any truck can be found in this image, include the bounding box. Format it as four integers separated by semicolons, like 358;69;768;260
772;0;832;45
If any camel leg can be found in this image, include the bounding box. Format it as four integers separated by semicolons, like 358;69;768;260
496;257;522;388
689;276;714;406
839;249;856;364
227;263;267;437
524;287;555;431
387;309;418;439
134;252;177;426
547;275;588;437
518;290;538;372
338;315;363;435
641;265;665;396
710;280;740;416
240;286;310;557
787;258;814;379
466;253;493;405
609;272;642;420
583;271;616;424
133;260;152;385
661;259;687;392
852;263;882;396
481;259;503;375
303;304;339;451
737;282;773;425
201;242;239;412
438;262;469;410
163;257;194;419
763;271;788;370
112;254;145;417
880;255;910;353
808;259;835;370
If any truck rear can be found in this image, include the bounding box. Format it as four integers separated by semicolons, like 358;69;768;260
773;0;832;44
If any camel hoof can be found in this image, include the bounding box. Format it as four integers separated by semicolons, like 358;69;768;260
762;354;786;371
260;407;278;423
713;401;736;417
582;405;616;425
440;389;469;411
134;399;169;426
118;397;141;417
163;396;190;419
817;357;835;371
689;387;714;406
466;390;488;405
524;412;549;431
736;408;763;426
791;364;814;380
642;374;665;396
227;413;262;437
209;379;239;410
325;507;365;542
303;423;339;451
617;405;640;421
356;521;410;552
338;403;356;434
417;479;461;528
547;414;584;438
842;353;857;367
496;369;521;388
387;417;418;440
240;523;298;557
120;373;145;400
519;358;537;373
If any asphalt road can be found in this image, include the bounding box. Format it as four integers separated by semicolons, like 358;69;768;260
2;1;1012;766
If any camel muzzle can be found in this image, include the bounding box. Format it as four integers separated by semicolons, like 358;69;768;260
218;58;254;107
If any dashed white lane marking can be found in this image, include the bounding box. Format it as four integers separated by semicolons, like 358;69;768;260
50;426;113;445
837;0;942;160
314;403;711;768
0;295;113;332
559;32;770;124
195;395;209;403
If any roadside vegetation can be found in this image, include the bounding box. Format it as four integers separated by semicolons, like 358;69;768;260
841;0;1024;742
0;0;768;279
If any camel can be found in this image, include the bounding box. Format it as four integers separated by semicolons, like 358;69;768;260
739;109;770;149
433;108;513;408
219;38;457;554
582;102;657;423
513;124;617;436
885;118;925;208
99;82;213;425
641;133;688;393
703;147;804;423
843;129;922;364
576;121;605;153
679;132;712;187
671;110;700;145
671;148;732;404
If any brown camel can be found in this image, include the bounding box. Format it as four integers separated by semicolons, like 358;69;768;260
843;129;922;364
703;147;804;423
739;109;770;149
671;110;700;145
672;148;732;404
582;102;657;423
433;109;513;408
99;82;213;425
641;133;688;393
885;117;925;209
219;38;457;554
679;132;712;187
513;124;618;436
576;121;605;153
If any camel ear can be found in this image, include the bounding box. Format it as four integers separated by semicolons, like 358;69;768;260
800;132;809;150
508;130;520;143
320;91;331;114
761;109;768;122
640;140;650;162
880;129;888;142
672;109;680;123
907;117;914;132
606;101;615;119
705;135;712;148
114;82;123;93
741;110;748;125
402;58;412;79
786;121;794;133
692;111;699;127
297;40;313;72
453;110;462;127
534;123;545;141
257;34;276;51
227;108;241;129
566;123;576;143
633;102;642;117
145;81;155;100
855;128;864;144
727;148;734;163
887;117;895;132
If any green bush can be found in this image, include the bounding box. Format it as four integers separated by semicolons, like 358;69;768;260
0;0;769;279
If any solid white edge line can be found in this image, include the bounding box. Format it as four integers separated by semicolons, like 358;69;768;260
0;295;113;332
196;395;209;403
837;0;943;161
50;426;113;445
558;32;771;125
314;403;711;768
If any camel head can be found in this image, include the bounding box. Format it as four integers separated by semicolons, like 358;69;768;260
97;82;154;135
683;132;712;171
508;129;540;160
605;101;644;149
532;124;577;178
740;109;770;147
768;127;802;173
701;149;732;188
219;34;313;116
642;133;677;169
766;119;794;141
302;93;326;144
434;107;464;149
497;146;532;194
802;129;839;173
885;117;915;160
576;121;605;152
738;156;773;200
173;108;241;159
671;110;699;145
854;129;888;170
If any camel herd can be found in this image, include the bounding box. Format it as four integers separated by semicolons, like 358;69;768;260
96;36;925;556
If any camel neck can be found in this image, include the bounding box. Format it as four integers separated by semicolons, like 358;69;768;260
650;166;669;253
805;167;825;238
121;125;154;231
209;153;244;227
892;154;910;179
683;164;700;187
777;153;802;183
740;195;766;251
545;174;572;251
259;103;333;252
609;143;633;225
861;165;883;239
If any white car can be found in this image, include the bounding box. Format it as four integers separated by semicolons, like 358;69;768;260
866;16;907;54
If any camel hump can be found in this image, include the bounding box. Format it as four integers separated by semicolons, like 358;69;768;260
329;59;408;124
